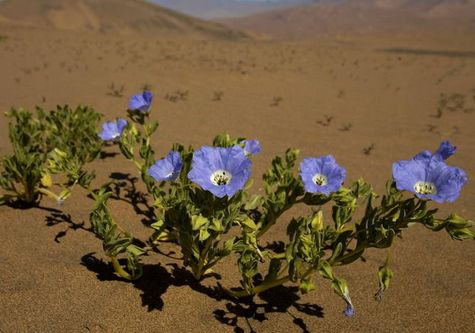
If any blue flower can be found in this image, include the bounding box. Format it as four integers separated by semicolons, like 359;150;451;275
299;156;346;195
414;140;456;163
188;145;251;198
434;140;456;160
98;118;127;141
392;155;467;203
343;302;355;317
243;140;261;155
128;91;153;113
147;151;183;182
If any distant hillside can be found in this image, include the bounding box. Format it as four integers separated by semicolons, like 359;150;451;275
149;0;315;19
0;0;252;40
219;0;475;39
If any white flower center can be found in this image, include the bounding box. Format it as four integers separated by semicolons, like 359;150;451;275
414;181;437;195
210;169;232;186
312;173;328;186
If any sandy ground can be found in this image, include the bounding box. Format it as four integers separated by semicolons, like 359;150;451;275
0;26;474;332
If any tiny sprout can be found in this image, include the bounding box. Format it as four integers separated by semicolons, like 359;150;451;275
270;96;283;107
107;83;125;98
212;91;223;101
316;114;334;127
362;144;375;155
339;123;353;132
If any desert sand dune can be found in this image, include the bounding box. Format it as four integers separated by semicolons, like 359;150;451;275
0;0;474;332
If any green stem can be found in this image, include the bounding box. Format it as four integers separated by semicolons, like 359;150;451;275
333;240;367;265
110;256;134;280
194;237;214;280
257;208;286;238
272;252;286;260
38;187;60;202
224;275;291;298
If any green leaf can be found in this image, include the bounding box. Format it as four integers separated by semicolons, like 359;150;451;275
209;218;224;232
150;219;165;230
319;261;334;280
375;264;394;301
244;194;262;210
311;211;324;231
241;217;258;231
299;278;315;294
264;258;282;281
222;238;235;256
191;215;209;231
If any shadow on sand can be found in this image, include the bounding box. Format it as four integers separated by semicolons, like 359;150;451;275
81;253;324;333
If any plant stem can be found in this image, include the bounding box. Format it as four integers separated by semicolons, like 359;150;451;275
194;237;214;280
110;256;133;280
224;275;291;298
38;187;60;202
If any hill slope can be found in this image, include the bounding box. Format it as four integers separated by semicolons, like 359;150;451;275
149;0;314;19
219;0;475;39
0;0;251;40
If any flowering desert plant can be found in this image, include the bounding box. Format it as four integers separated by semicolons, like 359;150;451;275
0;105;102;206
87;91;474;316
1;91;472;317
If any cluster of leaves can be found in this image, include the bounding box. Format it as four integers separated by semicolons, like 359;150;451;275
228;152;474;309
118;124;252;280
0;105;102;205
89;187;146;280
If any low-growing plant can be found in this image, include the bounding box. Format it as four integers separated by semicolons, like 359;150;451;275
212;91;224;101
316;114;333;127
164;89;189;103
86;91;473;316
270;96;282;107
0;105;102;206
1;91;473;317
339;123;353;131
107;83;125;97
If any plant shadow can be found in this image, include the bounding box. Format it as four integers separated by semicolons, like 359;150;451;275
81;253;323;333
80;254;222;312
214;285;324;333
45;211;91;243
107;172;156;225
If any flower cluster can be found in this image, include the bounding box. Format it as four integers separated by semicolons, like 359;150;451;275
87;91;473;319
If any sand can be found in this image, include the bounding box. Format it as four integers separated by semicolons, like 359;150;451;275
0;19;475;333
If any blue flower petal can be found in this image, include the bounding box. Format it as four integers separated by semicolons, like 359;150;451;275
148;151;183;182
427;164;467;203
393;144;467;203
188;146;251;198
128;91;153;113
435;141;456;161
98;118;128;141
299;155;346;195
343;303;355;317
243;140;261;155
